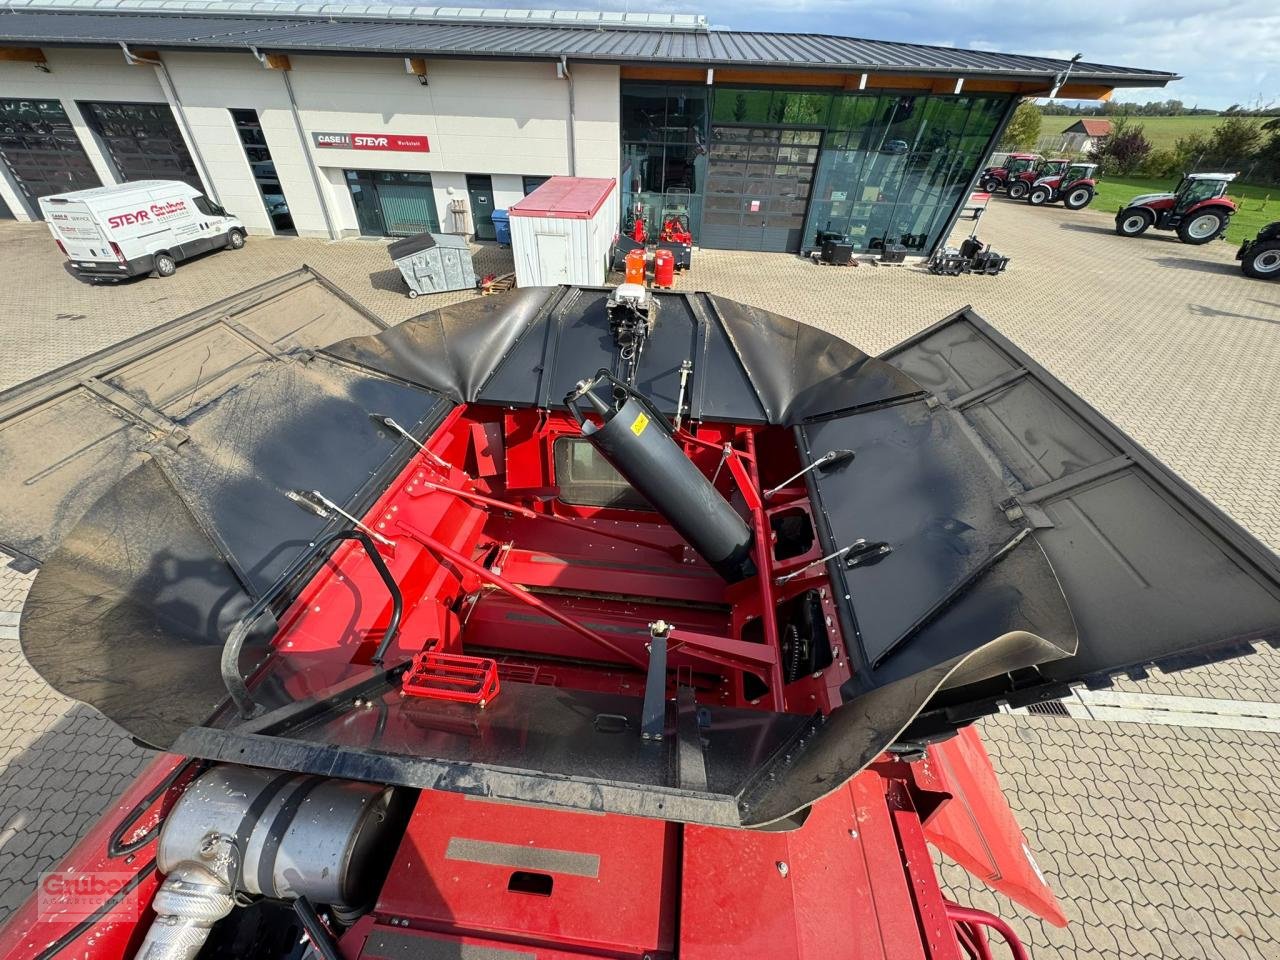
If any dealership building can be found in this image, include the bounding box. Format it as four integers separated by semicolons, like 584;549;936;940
0;0;1173;255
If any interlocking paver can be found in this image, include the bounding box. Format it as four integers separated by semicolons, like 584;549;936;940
1;196;1278;956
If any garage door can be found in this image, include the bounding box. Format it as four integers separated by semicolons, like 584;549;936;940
700;126;818;252
79;101;201;189
0;98;101;210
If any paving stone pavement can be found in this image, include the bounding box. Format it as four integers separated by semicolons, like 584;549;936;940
1;197;1278;956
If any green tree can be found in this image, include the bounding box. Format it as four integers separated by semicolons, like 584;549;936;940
1206;115;1264;166
1088;116;1152;175
1000;101;1042;150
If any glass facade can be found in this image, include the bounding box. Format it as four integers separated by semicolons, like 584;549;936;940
80;101;201;189
620;82;1010;255
0;98;100;207
619;83;708;245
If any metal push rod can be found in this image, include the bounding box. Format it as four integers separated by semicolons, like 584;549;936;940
395;519;647;669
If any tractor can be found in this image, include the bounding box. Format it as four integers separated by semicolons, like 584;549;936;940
978;152;1040;193
1237;221;1280;280
1026;162;1099;210
1006;157;1070;200
1114;172;1239;245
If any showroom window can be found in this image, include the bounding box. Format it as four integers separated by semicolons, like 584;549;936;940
620;82;709;243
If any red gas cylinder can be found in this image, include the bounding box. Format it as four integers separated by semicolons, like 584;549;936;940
653;248;675;288
624;248;646;285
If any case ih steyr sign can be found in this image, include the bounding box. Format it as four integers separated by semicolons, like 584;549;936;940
311;132;430;152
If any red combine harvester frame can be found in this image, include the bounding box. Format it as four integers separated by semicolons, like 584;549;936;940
1;275;1277;960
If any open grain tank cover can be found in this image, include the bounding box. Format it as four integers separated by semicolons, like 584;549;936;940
6;283;1280;828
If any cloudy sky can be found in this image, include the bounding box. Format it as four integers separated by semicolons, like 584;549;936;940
447;1;1279;110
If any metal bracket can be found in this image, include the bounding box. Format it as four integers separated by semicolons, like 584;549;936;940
641;620;672;740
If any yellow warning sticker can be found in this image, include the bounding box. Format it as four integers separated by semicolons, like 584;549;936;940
630;412;650;436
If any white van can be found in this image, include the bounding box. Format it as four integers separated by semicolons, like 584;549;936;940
39;180;246;282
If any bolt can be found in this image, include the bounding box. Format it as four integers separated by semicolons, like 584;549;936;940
849;829;858;839
776;861;789;878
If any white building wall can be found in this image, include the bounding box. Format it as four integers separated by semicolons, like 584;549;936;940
161;51;333;237
1;48;622;234
0;47;166;219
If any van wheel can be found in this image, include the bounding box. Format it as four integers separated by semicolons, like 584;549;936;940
228;230;246;250
153;254;177;278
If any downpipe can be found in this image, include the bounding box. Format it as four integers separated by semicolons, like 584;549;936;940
131;765;399;960
559;55;577;176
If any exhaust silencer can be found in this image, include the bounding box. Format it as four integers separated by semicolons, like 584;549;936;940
566;369;754;582
132;765;399;960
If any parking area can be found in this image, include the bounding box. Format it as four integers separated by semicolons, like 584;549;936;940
1;197;1278;957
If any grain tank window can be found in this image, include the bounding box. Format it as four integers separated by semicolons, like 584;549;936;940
553;437;649;510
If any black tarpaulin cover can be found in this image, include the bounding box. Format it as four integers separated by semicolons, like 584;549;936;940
8;284;1280;826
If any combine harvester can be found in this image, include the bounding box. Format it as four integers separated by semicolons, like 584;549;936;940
1;269;1277;959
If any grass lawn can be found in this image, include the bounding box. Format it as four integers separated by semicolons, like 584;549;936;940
1060;115;1229;151
1092;175;1278;244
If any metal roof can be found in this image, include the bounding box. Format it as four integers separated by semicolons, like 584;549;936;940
0;2;1178;85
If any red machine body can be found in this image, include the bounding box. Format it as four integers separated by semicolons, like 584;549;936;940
0;730;1057;960
0;403;1061;960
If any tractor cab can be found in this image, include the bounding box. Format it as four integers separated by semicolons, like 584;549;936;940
1115;172;1238;245
1174;172;1234;213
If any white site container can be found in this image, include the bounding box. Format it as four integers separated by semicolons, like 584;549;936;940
509;176;618;288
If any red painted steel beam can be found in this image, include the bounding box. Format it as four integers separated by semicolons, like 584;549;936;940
739;430;786;702
395;519;647;669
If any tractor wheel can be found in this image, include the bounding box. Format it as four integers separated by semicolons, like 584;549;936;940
1241;239;1280;280
1006;180;1030;200
1063;186;1094;210
1028;186;1052;206
981;178;1002;193
1178;210;1228;245
1115;210;1152;237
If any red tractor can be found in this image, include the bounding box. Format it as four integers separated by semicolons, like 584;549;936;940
1026;162;1100;210
978;152;1040;193
1114;172;1239;245
1006;157;1070;200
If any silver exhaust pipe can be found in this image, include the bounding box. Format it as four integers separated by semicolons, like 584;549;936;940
132;765;398;960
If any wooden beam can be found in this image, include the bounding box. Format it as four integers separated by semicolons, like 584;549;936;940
263;53;291;71
125;49;160;65
619;65;709;82
0;46;47;64
1055;82;1116;101
405;57;427;77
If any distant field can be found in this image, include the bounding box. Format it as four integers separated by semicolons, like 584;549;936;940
1058;115;1230;150
1092;175;1277;244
